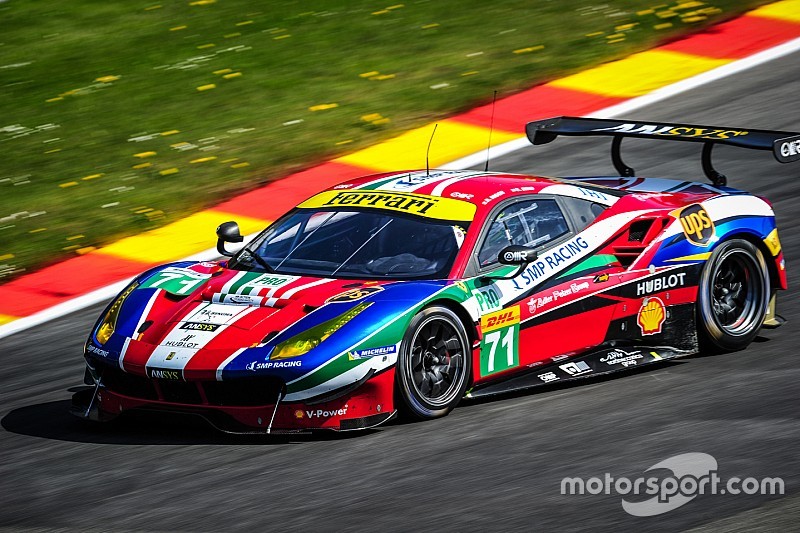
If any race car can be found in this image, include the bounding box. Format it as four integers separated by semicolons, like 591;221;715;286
72;116;798;433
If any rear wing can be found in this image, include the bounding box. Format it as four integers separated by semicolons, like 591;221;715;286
525;116;800;186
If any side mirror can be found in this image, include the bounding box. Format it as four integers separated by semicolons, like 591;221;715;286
216;221;243;257
498;245;537;266
481;245;538;281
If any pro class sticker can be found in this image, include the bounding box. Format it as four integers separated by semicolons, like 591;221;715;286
678;204;714;246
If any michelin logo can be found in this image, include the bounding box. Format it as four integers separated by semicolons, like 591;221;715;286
348;345;396;360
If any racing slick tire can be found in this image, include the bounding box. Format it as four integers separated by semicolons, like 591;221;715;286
395;305;471;420
697;238;769;352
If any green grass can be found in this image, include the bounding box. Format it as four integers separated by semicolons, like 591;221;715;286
0;0;770;279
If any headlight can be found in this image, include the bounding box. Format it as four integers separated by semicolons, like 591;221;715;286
95;281;139;345
271;302;371;360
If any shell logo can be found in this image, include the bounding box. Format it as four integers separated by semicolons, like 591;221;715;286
637;297;666;336
294;410;304;419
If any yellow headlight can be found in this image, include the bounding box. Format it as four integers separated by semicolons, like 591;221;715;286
95;281;138;345
270;302;371;360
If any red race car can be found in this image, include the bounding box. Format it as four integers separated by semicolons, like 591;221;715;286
73;117;796;433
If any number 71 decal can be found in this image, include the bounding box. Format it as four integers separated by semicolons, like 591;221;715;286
140;267;211;295
479;305;520;377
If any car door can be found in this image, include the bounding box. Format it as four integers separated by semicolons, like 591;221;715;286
468;196;615;382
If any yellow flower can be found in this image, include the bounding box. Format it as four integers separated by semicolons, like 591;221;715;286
513;45;544;54
309;103;339;112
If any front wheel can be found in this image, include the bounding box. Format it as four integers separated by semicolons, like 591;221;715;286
395;306;471;420
697;239;769;352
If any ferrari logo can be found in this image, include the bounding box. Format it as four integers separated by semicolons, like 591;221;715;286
637;297;666;336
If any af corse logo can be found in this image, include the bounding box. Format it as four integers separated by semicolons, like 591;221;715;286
678;204;714;246
327;286;382;303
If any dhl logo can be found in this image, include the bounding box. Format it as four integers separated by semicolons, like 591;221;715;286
678;204;714;246
481;306;520;332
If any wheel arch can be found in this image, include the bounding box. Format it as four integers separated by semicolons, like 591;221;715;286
715;230;779;290
419;296;478;386
697;234;771;352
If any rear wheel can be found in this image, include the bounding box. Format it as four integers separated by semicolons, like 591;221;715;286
697;239;769;352
395;306;471;420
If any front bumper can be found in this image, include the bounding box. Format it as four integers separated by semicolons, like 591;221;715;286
71;366;396;433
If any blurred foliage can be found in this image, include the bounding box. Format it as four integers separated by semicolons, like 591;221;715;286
0;0;769;279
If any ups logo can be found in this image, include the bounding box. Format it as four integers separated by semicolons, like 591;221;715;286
678;204;714;246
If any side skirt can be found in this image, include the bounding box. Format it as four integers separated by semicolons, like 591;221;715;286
464;345;692;400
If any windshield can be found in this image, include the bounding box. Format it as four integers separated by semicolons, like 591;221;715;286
230;209;470;280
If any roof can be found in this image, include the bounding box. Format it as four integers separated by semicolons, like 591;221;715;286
320;169;622;211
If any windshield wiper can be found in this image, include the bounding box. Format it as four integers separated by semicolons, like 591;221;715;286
274;212;337;272
331;219;393;276
237;248;275;273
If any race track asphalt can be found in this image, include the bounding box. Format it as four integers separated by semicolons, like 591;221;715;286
1;51;799;532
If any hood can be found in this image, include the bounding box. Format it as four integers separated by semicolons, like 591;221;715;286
128;262;416;348
97;261;451;385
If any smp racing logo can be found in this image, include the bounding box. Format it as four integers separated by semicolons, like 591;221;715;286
678;204;714;246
